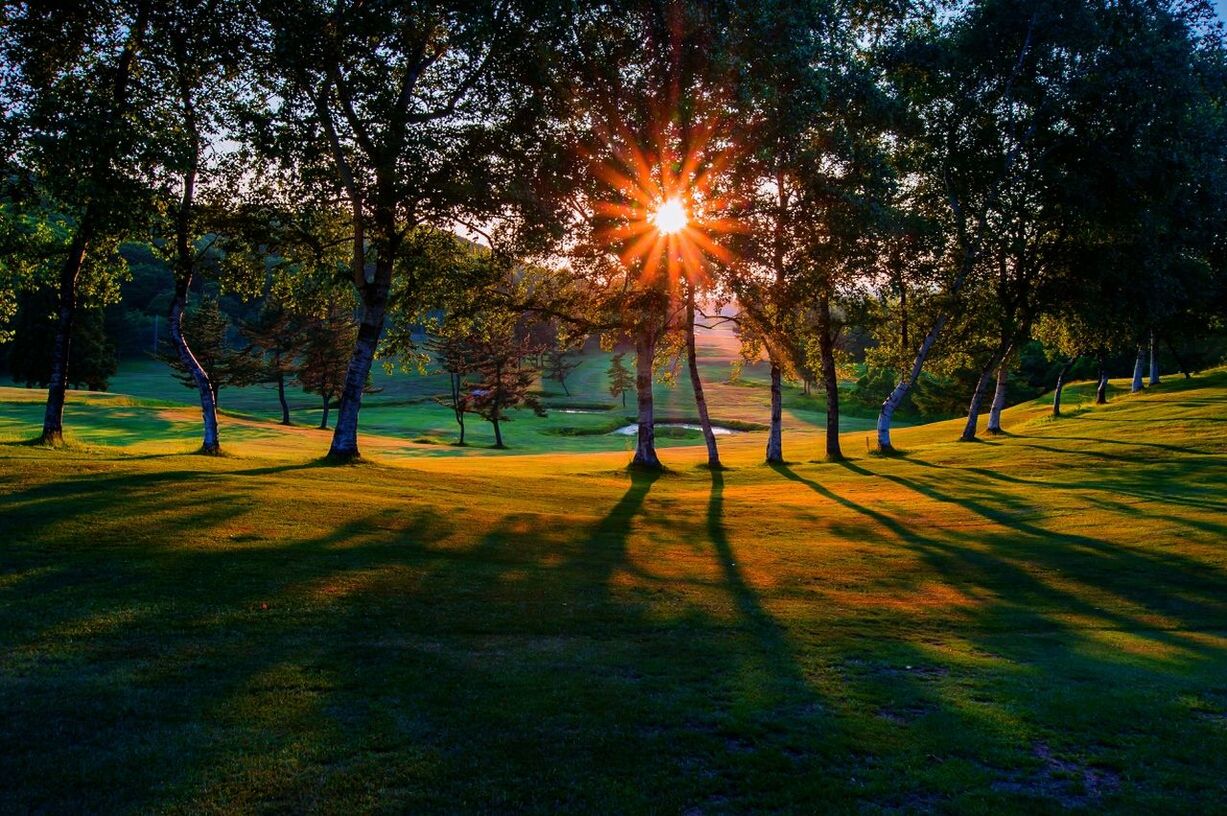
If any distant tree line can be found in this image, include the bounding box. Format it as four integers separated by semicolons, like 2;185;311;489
1;0;1224;464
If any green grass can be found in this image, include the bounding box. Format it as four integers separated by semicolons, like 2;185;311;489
0;369;1225;813
53;322;886;456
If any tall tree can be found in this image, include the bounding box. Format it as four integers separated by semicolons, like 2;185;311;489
567;0;738;470
256;0;562;460
297;297;359;431
874;0;1097;451
606;352;634;408
142;0;263;453
2;0;157;444
241;301;306;425
160;297;262;408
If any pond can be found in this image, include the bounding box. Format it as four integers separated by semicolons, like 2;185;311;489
610;422;741;436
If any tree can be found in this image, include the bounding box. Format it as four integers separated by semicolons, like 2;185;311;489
161;297;261;408
542;346;582;396
8;287;116;391
426;333;474;446
462;331;545;449
297;300;358;431
2;0;158;444
147;0;260;454
607;352;633;408
566;0;739;470
241;302;306;425
724;0;901;463
684;279;720;468
873;0;1099;451
256;0;562;460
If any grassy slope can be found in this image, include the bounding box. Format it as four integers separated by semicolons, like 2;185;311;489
0;372;1225;813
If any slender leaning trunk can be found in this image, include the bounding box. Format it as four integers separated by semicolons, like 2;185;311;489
877;314;948;451
1052;356;1075;418
817;291;842;460
1148;331;1160;385
686;286;720;469
1131;344;1145;393
328;262;390;460
319;395;330;430
765;363;783;464
959;354;1000;442
986;362;1009;434
41;227;90;445
169;294;220;453
1096;355;1108;404
632;326;662;469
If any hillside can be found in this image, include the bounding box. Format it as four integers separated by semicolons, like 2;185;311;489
0;372;1225;812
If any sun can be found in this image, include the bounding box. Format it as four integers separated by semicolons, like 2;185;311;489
651;198;688;235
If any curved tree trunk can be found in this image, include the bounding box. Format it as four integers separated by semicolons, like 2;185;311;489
1052;355;1076;418
169;294;220;453
960;352;1001;442
1148;331;1160;385
877;314;948;451
1131;344;1145;393
686;284;720;469
632;326;662;469
986;361;1009;434
328;261;390;460
765;363;783;464
817;291;842;460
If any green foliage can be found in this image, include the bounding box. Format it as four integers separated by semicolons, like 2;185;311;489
296;299;358;429
7;287;116;390
160;297;261;405
606;352;634;408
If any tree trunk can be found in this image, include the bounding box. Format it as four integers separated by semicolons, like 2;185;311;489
765;362;783;464
817;291;842;460
41;225;90;445
40;0;149;446
1148;331;1160;385
319;395;330;430
1164;338;1191;379
277;370;291;425
327;260;390;460
986;361;1009;434
450;373;465;445
632;326;662;469
1096;355;1108;404
1052;356;1076;418
1131;344;1145;393
959;352;1000;442
169;293;220;453
686;284;720;468
877;314;948;451
492;416;503;448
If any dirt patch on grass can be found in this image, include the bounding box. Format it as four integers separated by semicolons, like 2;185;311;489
991;742;1120;807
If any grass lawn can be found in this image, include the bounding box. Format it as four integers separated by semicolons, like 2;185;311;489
1;368;1225;813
